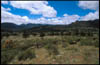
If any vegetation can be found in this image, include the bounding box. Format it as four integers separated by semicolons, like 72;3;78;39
18;49;36;61
1;19;99;64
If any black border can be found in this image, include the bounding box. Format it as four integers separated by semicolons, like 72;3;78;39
1;0;99;65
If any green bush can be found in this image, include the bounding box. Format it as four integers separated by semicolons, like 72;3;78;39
1;48;18;64
68;40;77;45
16;39;37;50
62;42;68;48
44;40;59;55
80;39;92;46
79;38;99;47
45;45;59;55
40;33;45;37
18;49;36;61
93;40;99;47
22;32;30;38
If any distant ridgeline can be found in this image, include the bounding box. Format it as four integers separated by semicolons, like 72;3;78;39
1;19;99;34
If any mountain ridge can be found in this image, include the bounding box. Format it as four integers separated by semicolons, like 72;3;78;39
1;19;99;32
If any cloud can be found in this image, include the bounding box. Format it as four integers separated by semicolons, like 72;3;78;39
1;6;80;25
78;1;99;21
61;14;80;24
80;11;99;21
78;1;99;10
1;1;8;4
34;14;80;25
10;1;57;17
1;6;30;25
1;1;99;25
1;7;11;11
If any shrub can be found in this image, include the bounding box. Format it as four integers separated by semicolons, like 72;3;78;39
3;40;14;49
22;32;30;38
39;33;45;40
80;39;92;46
17;40;35;50
76;38;81;42
79;38;99;47
87;32;93;37
32;33;37;36
93;37;97;40
62;42;68;48
93;40;99;47
5;33;10;38
45;45;59;55
18;49;36;61
68;40;77;45
80;32;86;36
1;48;18;64
44;39;59;55
65;32;71;36
12;33;18;36
60;32;64;36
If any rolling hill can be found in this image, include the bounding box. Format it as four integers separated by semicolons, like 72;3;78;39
1;19;99;32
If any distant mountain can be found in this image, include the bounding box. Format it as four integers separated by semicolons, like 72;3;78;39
1;23;47;31
1;19;99;32
20;19;99;33
1;23;18;29
68;19;99;28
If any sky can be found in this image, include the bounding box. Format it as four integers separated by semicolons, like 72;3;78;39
1;1;99;25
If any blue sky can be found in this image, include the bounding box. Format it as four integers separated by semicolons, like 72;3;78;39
48;1;95;16
1;1;99;25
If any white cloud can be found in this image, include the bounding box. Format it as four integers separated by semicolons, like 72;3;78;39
80;11;99;21
1;6;30;25
63;14;68;17
2;1;80;25
1;6;80;25
78;1;99;21
34;14;80;25
1;7;11;11
61;14;80;24
2;1;99;25
46;17;63;25
10;1;57;17
1;1;8;4
78;1;99;10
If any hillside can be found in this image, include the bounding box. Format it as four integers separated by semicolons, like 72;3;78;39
68;19;99;28
1;23;46;32
23;19;99;33
1;19;99;32
1;20;99;64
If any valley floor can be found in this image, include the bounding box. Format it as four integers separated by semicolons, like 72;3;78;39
1;35;99;64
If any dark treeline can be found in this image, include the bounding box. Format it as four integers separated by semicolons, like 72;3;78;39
1;27;99;39
1;19;99;38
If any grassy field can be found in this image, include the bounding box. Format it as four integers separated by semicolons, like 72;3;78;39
1;34;99;64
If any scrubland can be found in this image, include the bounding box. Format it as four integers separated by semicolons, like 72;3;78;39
1;34;99;64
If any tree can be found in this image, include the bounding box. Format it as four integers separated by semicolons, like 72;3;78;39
87;32;93;37
40;32;45;39
22;32;29;38
60;32;64;36
32;33;37;36
80;32;86;36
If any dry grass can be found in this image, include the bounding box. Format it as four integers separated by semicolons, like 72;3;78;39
1;35;99;64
